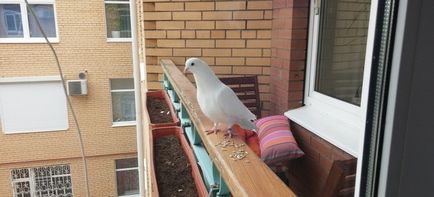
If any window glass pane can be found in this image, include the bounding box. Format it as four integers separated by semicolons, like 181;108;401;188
116;158;138;169
110;78;134;90
0;4;23;38
315;0;371;106
116;170;139;196
28;4;56;37
105;4;131;38
112;91;136;122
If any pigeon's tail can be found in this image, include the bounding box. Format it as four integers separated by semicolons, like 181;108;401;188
237;118;257;132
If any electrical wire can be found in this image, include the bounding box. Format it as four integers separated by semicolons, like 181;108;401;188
24;1;90;196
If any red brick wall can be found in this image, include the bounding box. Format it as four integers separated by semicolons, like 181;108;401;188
270;0;309;114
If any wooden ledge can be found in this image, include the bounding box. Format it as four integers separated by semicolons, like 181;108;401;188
160;59;296;197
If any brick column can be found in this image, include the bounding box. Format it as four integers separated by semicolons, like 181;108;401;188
270;0;309;114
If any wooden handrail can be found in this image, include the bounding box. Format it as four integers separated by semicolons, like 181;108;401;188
160;59;296;197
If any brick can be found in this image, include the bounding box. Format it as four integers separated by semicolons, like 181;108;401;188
146;48;172;56
247;1;272;10
211;66;232;74
216;40;245;48
216;57;245;65
143;21;156;30
181;30;195;38
144;30;166;38
233;66;262;74
167;30;181;38
158;56;186;66
173;12;201;20
257;30;272;38
264;10;272;19
155;3;184;11
157;40;185;48
247;20;272;29
216;1;246;10
200;57;216;65
263;49;271;57
247;40;271;48
273;8;293;18
196;31;210;39
146;39;157;47
186;40;215;48
241;30;256;39
156;21;184;29
186;21;215;29
142;3;155;12
273;0;287;9
203;11;232;20
203;49;231;57
226;30;240;39
211;30;225;38
143;12;171;20
146;65;163;73
246;57;270;65
216;21;246;30
233;11;263;20
185;2;214;11
232;49;262;57
173;49;201;56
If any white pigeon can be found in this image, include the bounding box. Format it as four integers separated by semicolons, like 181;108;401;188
184;58;256;137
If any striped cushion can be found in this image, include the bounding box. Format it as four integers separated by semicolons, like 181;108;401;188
256;115;304;165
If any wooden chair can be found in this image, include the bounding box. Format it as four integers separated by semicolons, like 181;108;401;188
321;159;357;197
219;76;262;118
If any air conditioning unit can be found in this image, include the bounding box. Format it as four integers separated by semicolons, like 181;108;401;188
67;80;88;96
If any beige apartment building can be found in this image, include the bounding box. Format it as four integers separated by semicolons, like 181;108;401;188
0;0;139;196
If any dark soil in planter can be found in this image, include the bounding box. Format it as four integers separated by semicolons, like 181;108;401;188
155;135;198;197
147;98;172;124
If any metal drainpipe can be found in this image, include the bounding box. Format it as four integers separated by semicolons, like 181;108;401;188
130;0;146;196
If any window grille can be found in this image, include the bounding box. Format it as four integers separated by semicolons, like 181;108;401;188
11;164;73;197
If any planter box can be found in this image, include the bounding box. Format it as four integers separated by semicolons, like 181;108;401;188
146;90;180;129
150;127;208;197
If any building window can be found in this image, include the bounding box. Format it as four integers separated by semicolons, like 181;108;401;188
11;164;73;197
115;158;139;197
0;1;58;43
110;78;136;126
286;0;376;156
104;0;131;41
0;76;68;134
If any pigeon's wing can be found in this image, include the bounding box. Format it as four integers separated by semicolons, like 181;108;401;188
215;84;257;130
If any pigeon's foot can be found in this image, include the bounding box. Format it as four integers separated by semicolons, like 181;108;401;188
223;128;237;138
205;129;220;135
206;123;220;135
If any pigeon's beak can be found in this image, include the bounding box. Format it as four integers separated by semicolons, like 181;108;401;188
183;66;189;74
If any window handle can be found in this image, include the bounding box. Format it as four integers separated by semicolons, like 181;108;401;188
314;0;320;15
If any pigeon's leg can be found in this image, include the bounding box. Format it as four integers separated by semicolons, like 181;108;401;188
224;124;237;138
206;122;219;135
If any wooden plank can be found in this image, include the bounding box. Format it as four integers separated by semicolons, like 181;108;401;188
160;59;296;197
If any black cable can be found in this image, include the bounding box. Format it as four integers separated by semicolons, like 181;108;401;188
24;1;90;196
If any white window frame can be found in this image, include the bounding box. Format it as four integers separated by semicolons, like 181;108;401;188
115;158;139;197
11;164;73;197
285;0;379;157
104;0;132;43
110;79;136;127
0;0;59;43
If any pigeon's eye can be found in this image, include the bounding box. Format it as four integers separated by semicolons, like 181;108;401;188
191;62;195;66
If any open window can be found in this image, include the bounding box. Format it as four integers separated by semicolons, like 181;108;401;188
286;0;377;156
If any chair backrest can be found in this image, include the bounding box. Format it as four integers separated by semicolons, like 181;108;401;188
219;76;262;118
321;159;357;197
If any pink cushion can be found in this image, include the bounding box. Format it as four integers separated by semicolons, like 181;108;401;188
256;115;304;165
